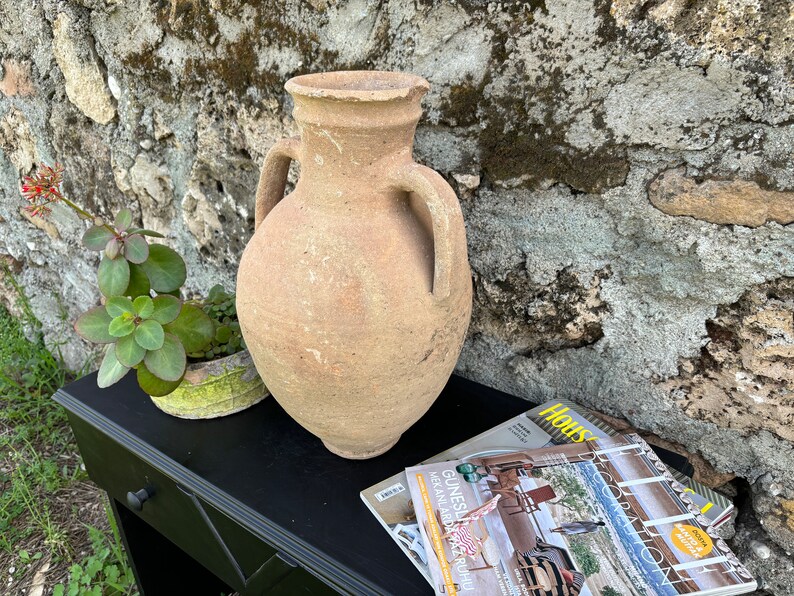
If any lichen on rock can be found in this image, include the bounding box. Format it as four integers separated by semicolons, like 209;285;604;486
610;0;794;81
603;63;746;151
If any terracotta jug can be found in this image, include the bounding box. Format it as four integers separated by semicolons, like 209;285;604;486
237;71;472;459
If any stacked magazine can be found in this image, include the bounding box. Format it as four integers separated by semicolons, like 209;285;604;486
361;400;755;596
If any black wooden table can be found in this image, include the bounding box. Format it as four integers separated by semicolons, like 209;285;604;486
54;372;536;595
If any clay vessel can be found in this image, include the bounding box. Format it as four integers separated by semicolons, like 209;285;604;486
237;71;472;459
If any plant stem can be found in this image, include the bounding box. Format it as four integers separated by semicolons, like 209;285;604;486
58;196;117;235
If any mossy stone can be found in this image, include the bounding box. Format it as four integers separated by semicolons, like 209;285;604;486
150;349;268;419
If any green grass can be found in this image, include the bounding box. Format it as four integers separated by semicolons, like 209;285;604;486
0;306;73;555
0;274;137;595
53;504;137;596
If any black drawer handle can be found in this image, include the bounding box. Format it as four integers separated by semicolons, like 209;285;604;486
126;487;154;511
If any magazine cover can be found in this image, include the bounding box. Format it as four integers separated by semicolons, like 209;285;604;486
361;414;555;579
362;400;734;586
527;400;734;527
405;435;756;596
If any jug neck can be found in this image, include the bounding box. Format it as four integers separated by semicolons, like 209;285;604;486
296;116;419;185
285;71;429;195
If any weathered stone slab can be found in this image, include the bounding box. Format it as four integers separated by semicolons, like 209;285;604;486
52;12;116;125
649;168;794;227
661;277;794;443
0;59;35;97
0;107;37;173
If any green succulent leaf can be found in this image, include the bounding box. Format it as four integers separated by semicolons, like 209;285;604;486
114;208;133;232
163;303;214;354
97;255;130;297
133;295;154;318
206;284;228;302
74;306;114;344
123;234;149;265
105;296;134;318
134;319;164;351
115;333;146;367
150;295;181;324
105;237;121;259
143;333;186;382
138;245;186;293
136;362;183;397
108;315;135;337
215;325;232;343
124;263;151;299
82;226;116;251
126;228;165;238
97;344;130;388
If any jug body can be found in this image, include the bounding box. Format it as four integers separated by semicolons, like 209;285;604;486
237;71;472;458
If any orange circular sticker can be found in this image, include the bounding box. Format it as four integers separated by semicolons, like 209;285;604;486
671;524;713;558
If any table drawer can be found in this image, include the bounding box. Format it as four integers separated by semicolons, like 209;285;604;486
68;412;294;594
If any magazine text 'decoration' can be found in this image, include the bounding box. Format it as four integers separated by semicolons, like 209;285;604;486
528;401;733;528
405;435;756;596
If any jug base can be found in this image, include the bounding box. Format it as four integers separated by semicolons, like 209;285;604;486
322;436;401;459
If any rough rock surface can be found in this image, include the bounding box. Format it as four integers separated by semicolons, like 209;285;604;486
51;12;116;125
661;278;794;444
0;0;792;589
650;168;794;227
0;59;35;97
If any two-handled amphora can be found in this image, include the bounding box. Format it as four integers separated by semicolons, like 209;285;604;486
237;71;472;458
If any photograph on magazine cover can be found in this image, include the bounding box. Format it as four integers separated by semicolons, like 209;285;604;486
360;411;556;579
405;436;755;596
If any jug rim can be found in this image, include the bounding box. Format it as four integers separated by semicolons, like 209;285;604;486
285;70;430;102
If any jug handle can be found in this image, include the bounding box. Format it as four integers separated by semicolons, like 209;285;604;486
255;137;301;230
389;163;462;301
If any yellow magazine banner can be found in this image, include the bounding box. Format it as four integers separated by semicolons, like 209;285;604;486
417;473;457;596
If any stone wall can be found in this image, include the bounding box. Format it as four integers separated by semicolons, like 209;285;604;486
1;0;792;590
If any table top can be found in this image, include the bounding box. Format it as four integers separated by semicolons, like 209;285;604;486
54;372;536;595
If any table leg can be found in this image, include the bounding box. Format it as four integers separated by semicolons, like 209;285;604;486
109;496;235;595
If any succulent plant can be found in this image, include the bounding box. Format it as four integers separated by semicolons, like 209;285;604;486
188;284;247;361
82;210;185;300
74;295;214;395
22;162;217;397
